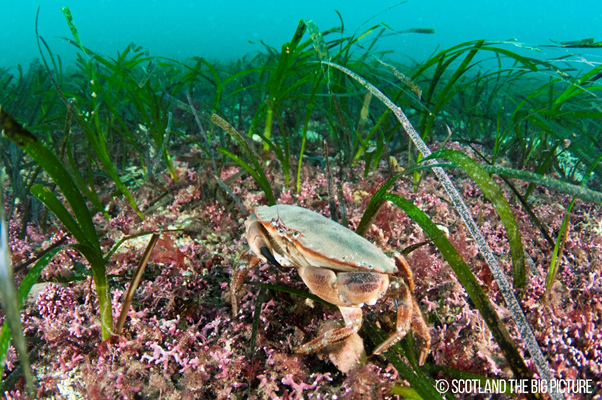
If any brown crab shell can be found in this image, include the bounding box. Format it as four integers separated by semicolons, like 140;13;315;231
254;205;397;274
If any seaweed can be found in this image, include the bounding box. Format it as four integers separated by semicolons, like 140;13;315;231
0;4;601;396
547;38;602;48
327;62;556;399
1;107;113;340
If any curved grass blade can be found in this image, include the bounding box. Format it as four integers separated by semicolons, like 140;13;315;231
30;184;89;248
306;20;330;62
61;6;89;58
64;102;110;220
548;38;602;48
211;114;278;200
0;180;34;395
1;107;100;252
553;61;602;105
211;113;260;161
115;234;159;334
501;175;555;248
324;62;557;397
545;197;575;297
71;243;113;338
39;8;144;220
0;246;64;378
478;164;602;205
376;58;422;99
296;73;322;193
382;193;541;398
250;129;289;187
356;171;405;236
389;386;422;400
1;108;113;339
217;148;275;206
84;121;145;220
103;231;157;263
546;151;602;295
249;287;266;357
422;149;526;293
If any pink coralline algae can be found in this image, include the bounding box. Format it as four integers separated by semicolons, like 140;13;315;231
35;284;77;320
3;140;602;399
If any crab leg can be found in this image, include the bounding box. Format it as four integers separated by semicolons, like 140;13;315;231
295;265;390;353
410;297;431;365
373;277;431;365
293;307;363;353
230;251;260;315
372;278;413;356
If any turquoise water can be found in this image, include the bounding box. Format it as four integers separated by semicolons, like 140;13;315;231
2;1;601;69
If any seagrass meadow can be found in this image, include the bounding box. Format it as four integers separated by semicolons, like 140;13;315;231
0;5;601;400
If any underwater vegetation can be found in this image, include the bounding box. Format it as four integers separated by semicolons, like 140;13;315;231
0;4;601;399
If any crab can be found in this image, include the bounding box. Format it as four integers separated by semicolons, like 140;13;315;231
230;204;431;364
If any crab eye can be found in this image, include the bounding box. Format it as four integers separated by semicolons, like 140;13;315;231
270;217;289;234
